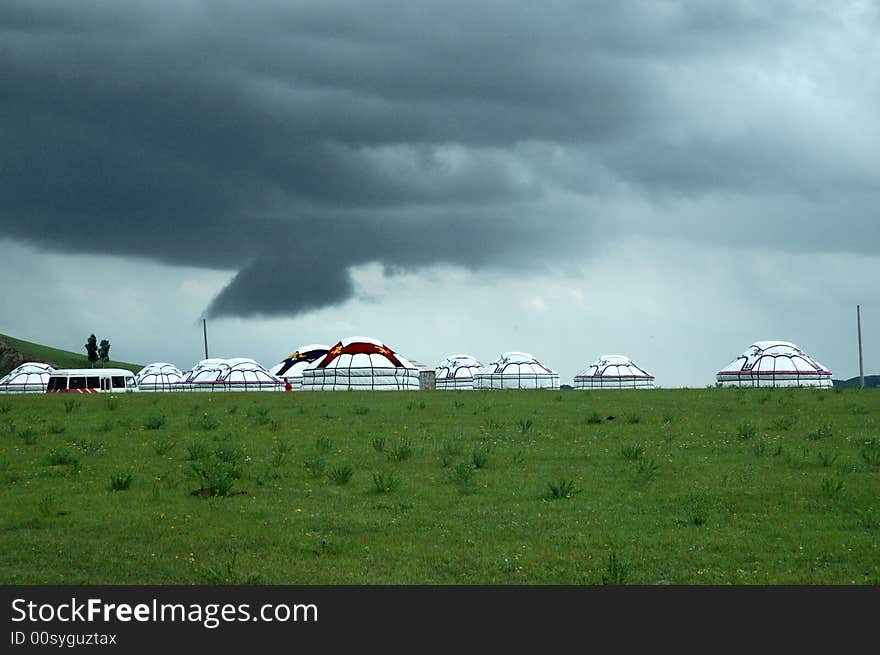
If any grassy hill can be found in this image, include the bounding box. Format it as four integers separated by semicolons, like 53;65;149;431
0;387;877;584
0;333;142;377
833;375;880;389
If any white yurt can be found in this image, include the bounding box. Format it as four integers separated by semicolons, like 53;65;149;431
301;336;420;391
135;363;184;392
179;359;231;392
269;345;330;390
435;355;483;390
574;355;655;389
0;362;54;394
716;341;832;388
473;352;559;390
223;358;284;392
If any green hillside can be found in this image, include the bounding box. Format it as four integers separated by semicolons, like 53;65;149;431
0;333;142;376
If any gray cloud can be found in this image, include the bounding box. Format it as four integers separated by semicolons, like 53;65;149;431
1;0;878;317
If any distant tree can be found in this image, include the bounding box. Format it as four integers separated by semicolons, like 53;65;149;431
85;334;98;367
98;339;111;366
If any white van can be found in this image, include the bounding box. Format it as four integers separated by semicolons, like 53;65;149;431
46;368;139;393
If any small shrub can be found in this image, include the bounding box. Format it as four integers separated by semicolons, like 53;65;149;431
95;421;114;433
512;450;526;464
448;462;476;485
153;438;177;456
109;471;133;491
197;413;219;431
626;413;641;425
454;400;465;410
773;444;784;457
471;447;489;469
390;440;413;462
329;464;353;486
860;445;880;470
18;428;37;445
439;441;464;457
202;550;262;585
547;480;578;499
38;494;59;517
821;476;844;498
304;456;327;478
807;424;833;441
621;444;644;461
662;412;675;424
602;551;628;585
371;437;386;453
144;414;165;430
75;439;104;454
190;458;237;497
0;404;10;414
636;459;660;481
772;416;797;431
736;423;757;440
372;471;400;494
215;444;243;467
517;418;533;433
586;412;603;425
104;397;118;411
753;441;766;457
226;405;239;415
817;451;838;468
270;439;290;467
353;405;370;416
186;441;210;461
856;509;878;531
45;448;80;470
48;424;65;435
246;406;269;419
315;437;333;452
63;399;80;414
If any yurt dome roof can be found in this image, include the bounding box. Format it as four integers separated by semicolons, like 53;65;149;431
576;355;654;379
311;336;416;370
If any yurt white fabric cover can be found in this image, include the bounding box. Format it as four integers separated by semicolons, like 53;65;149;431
301;336;419;391
180;358;283;392
269;345;330;390
473;352;559;390
435;355;483;390
574;355;655;389
0;362;54;394
716;341;832;388
223;358;284;391
136;363;184;392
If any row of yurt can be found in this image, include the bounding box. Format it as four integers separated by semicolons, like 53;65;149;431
434;352;650;390
135;358;283;392
0;362;55;393
432;340;832;390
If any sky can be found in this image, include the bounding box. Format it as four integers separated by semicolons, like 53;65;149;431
1;0;878;387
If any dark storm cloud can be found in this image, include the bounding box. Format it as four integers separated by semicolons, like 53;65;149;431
1;0;878;316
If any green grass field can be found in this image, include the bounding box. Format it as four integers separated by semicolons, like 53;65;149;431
0;388;878;585
0;333;142;376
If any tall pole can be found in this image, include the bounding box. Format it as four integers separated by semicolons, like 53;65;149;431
203;319;209;360
857;305;864;389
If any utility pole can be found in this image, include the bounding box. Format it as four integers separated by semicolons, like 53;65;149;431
203;319;209;360
857;305;864;389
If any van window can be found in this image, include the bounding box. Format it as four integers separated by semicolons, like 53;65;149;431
112;376;125;389
47;377;67;391
125;376;136;388
87;377;100;388
69;377;86;389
